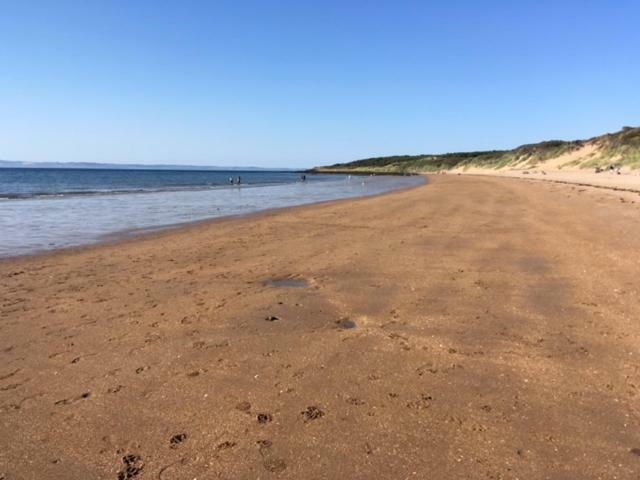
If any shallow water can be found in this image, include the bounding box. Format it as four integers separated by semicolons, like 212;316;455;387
265;279;310;288
336;319;357;329
0;171;424;258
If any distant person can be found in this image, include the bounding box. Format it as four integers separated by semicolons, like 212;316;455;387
301;174;306;182
229;177;234;185
237;176;241;185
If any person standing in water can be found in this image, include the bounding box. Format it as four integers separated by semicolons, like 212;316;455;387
236;176;241;185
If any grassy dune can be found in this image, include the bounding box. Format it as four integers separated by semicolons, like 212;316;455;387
314;126;640;174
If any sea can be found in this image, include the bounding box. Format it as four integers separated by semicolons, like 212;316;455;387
0;168;424;258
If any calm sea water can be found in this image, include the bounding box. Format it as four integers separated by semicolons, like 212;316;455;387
0;168;424;257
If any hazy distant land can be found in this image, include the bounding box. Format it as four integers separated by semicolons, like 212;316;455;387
0;159;296;171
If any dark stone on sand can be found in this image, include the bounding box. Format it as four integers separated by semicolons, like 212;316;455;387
631;447;640;456
265;315;280;321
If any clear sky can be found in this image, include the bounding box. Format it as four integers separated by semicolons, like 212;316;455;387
0;1;638;168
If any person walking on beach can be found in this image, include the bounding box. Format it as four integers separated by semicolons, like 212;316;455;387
237;176;241;185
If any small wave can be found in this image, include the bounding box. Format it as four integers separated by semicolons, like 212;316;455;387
0;181;313;201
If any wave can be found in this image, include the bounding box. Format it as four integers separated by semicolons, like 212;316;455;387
0;180;316;201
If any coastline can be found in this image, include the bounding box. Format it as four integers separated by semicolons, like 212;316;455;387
1;175;640;479
0;175;426;263
0;174;425;260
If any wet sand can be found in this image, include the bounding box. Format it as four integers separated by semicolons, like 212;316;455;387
1;175;640;479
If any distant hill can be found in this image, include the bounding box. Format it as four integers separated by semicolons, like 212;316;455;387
0;160;295;172
313;126;640;173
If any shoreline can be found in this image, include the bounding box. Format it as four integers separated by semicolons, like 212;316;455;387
0;175;427;264
2;175;639;479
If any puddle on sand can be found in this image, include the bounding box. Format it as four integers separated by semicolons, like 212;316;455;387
336;319;357;329
265;279;309;288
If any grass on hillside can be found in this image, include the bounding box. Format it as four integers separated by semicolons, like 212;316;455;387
315;127;640;173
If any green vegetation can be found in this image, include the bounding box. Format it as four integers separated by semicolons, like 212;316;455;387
313;127;640;173
585;126;640;169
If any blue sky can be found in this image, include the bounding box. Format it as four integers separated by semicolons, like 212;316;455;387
0;1;638;168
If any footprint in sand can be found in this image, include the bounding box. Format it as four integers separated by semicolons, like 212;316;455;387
169;433;187;448
301;406;324;422
263;457;287;473
257;413;273;424
117;454;144;480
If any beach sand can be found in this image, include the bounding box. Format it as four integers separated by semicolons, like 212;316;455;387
1;175;640;479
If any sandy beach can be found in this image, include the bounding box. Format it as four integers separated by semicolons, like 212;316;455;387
2;175;640;479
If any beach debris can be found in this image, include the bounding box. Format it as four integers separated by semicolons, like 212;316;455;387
265;315;280;322
257;413;273;424
301;405;324;422
169;433;187;448
631;447;640;456
117;454;144;480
